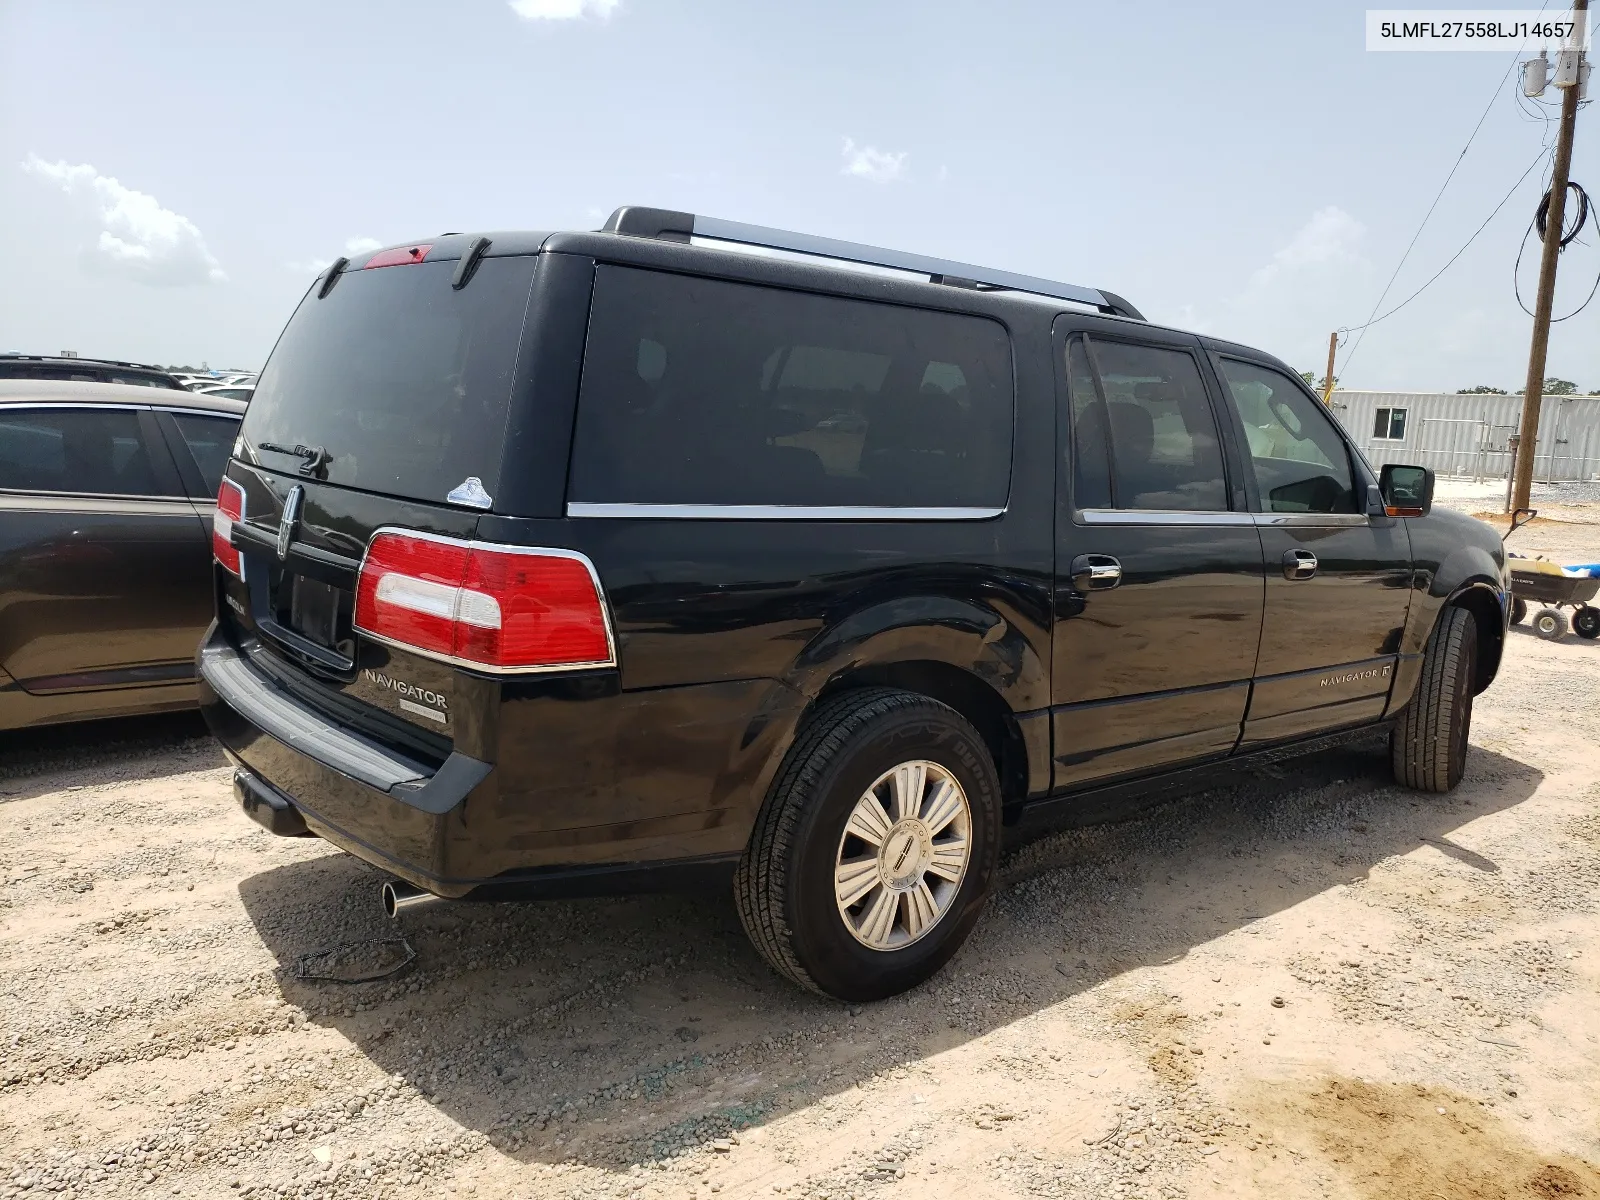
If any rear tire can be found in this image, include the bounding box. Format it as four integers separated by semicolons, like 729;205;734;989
1391;606;1476;793
1573;606;1600;640
1510;597;1527;625
1533;607;1569;640
735;688;1001;1002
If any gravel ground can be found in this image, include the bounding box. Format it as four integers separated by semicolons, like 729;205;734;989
1435;477;1600;525
2;516;1599;1200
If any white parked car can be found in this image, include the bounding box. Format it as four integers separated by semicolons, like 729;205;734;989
194;384;254;403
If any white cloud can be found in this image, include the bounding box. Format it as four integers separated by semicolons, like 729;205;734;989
1245;206;1367;291
509;0;619;19
21;154;225;286
840;137;908;184
1167;206;1375;376
285;236;384;276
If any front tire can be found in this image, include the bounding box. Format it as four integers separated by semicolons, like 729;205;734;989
1572;605;1599;640
734;688;1001;1001
1510;597;1527;625
1392;606;1476;793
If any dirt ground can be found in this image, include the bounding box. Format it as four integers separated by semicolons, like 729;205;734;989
3;518;1599;1200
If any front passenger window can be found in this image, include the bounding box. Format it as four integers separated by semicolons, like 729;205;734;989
1218;360;1356;513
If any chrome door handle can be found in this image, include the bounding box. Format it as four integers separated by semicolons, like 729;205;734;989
1282;549;1318;580
1070;554;1122;591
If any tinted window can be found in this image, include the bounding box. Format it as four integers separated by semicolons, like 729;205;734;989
243;256;536;506
1065;337;1112;509
172;412;241;494
0;408;163;496
1080;339;1227;511
569;267;1013;508
1219;360;1356;513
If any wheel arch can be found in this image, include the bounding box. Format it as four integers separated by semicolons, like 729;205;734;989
809;660;1029;808
1444;581;1505;694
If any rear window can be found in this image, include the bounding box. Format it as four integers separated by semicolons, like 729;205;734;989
242;256;536;507
569;267;1013;509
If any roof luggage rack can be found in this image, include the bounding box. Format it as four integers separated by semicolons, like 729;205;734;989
601;206;1144;321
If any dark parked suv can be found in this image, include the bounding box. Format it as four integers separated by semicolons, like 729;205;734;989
199;208;1509;1000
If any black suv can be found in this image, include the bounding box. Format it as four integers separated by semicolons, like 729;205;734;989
198;208;1509;1001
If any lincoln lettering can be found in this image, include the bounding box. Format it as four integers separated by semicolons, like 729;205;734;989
1320;665;1393;689
362;670;448;710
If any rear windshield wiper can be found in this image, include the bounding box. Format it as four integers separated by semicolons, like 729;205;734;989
259;441;333;477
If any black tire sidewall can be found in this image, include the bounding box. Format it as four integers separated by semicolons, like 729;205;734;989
783;704;1000;1002
1575;607;1600;639
1445;612;1477;788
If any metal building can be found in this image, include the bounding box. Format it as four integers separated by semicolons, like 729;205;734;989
1330;390;1600;482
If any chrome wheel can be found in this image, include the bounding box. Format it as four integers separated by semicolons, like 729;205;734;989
834;760;972;951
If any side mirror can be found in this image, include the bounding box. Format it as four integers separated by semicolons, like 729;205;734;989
1379;464;1433;517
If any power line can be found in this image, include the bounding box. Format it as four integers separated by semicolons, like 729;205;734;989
1514;180;1600;321
1337;145;1552;337
1338;49;1533;380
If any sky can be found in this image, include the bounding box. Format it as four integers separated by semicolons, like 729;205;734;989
1;0;1596;392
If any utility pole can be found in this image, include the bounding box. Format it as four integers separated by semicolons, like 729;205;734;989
1512;0;1588;512
1321;331;1338;405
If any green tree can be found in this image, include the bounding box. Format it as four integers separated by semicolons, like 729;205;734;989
1457;385;1507;394
1545;378;1578;395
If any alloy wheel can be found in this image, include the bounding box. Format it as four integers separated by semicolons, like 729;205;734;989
833;760;972;951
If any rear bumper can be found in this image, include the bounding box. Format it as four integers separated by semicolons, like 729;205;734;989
199;627;493;895
196;624;753;898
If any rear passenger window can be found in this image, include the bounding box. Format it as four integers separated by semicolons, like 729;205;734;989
1069;339;1228;511
0;408;164;497
569;267;1013;509
171;412;242;494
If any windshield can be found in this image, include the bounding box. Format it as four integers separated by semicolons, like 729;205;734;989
242;255;535;507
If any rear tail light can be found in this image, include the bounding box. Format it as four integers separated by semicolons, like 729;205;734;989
213;478;245;577
354;530;614;673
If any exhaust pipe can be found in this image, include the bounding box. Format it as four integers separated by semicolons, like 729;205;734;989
381;880;444;918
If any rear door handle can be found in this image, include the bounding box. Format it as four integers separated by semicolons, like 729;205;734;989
1070;554;1122;591
1282;549;1318;580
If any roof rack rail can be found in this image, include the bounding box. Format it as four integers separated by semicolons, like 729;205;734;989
600;206;1144;321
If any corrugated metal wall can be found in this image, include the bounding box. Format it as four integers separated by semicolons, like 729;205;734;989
1330;391;1600;481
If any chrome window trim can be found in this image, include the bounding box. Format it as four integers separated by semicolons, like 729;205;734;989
1078;509;1255;527
1252;512;1372;528
564;502;1006;521
353;527;618;674
1077;508;1374;529
152;405;244;419
0;400;149;411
